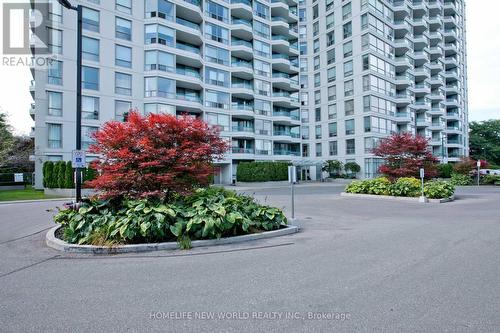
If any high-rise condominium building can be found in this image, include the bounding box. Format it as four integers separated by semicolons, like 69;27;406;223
30;0;467;187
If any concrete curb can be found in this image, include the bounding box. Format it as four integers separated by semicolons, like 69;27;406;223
46;225;300;254
340;192;454;204
0;198;72;205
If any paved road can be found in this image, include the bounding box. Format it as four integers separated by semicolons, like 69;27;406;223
1;184;500;332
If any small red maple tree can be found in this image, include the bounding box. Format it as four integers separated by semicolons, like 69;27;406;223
372;133;438;180
87;111;229;200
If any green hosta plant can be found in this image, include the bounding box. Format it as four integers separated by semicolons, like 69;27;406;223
424;180;455;199
389;177;421;197
345;180;369;194
365;177;391;195
450;173;473;186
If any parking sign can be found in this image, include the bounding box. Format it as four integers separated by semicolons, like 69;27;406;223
72;150;86;168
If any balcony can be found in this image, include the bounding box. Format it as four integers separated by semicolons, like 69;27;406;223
273;149;300;156
29;103;35;120
231;147;254;155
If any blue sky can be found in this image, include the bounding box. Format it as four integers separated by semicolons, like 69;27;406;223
0;0;499;135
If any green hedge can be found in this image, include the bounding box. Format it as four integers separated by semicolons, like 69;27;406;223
42;161;97;189
236;161;290;182
437;163;454;178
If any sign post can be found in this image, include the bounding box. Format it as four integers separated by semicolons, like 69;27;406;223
288;165;297;220
419;168;428;203
477;160;481;186
72;150;86;202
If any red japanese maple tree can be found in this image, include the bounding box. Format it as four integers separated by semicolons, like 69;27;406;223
87;111;228;200
372;133;438;179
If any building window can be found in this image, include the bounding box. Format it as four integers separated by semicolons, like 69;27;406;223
49;2;63;23
327;67;336;82
82;96;99;120
328;122;337;137
82;126;98;150
48;60;63;85
344;79;354;96
328;104;337;119
206;45;230;66
314;90;321;104
82;66;99;90
327;48;335;65
326;31;335;47
302;144;309;157
254;1;269;19
315;107;321;122
115;72;132;95
205;90;230;109
144;77;175;98
47;91;62;116
205;23;229;45
254;40;270;58
343;22;352;39
82;36;99;61
342;2;352;20
205;67;230;87
145;24;174;46
115;100;132;121
48;123;62;148
116;0;132;14
345;119;355;135
315;125;322;139
329;141;338;156
316;143;322;157
302;126;309;139
314;55;320;70
82;7;99;32
314;73;321;87
343;41;353;58
116;17;132;40
344;60;353;77
313;38;320;53
346;138;355;155
48;28;62;54
326;13;334;29
328;85;336;101
345;100;354;116
145;50;174;72
205;1;229;23
115;45;132;68
145;0;174;20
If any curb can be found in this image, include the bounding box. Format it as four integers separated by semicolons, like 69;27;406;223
340;192;454;204
46;225;300;254
0;198;72;205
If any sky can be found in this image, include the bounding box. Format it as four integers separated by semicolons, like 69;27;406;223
0;0;499;135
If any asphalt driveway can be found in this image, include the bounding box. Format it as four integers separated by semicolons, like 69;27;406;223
1;184;499;332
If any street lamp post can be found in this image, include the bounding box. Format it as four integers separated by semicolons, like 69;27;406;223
58;0;83;202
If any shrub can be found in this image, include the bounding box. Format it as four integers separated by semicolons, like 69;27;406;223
86;112;228;200
322;160;343;177
389;177;421;197
453;157;483;175
43;161;53;188
424;180;455;199
450;173;473;186
344;162;361;177
54;188;287;245
365;177;391;195
437;163;453;178
52;162;60;189
345;180;369;194
65;161;74;189
236;161;290;182
482;174;500;185
57;161;66;188
372;133;438;179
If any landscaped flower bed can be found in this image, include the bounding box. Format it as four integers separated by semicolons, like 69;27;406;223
54;187;287;247
345;177;454;199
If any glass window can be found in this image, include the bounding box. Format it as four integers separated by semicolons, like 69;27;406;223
206;45;230;66
48;123;62;148
82;7;99;32
342;2;352;20
115;72;132;95
344;80;354;97
82;37;99;61
346;138;355;155
254;20;270;39
145;50;174;72
254;1;269;19
116;0;132;14
343;22;352;39
116;17;132;40
144;77;175;98
82;96;99;120
82;66;99;90
145;0;174;20
48;28;62;54
254;59;270;77
327;67;336;82
115;100;132;121
205;90;230;109
343;41;353;57
205;67;230;87
344;60;353;77
328;85;336;101
115;45;132;68
47;91;62;116
327;48;335;65
144;103;175;115
48;60;63;85
205;23;229;44
345;99;354;116
145;24;174;46
328;122;337;137
316;143;322;157
329;141;338;156
345;119;355;135
328;104;337;119
254;40;270;58
205;1;229;23
82;126;99;149
326;13;334;29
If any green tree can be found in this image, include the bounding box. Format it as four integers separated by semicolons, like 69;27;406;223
0;111;14;167
44;162;54;188
322;160;343;177
57;161;66;188
65;161;74;188
469;120;500;167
